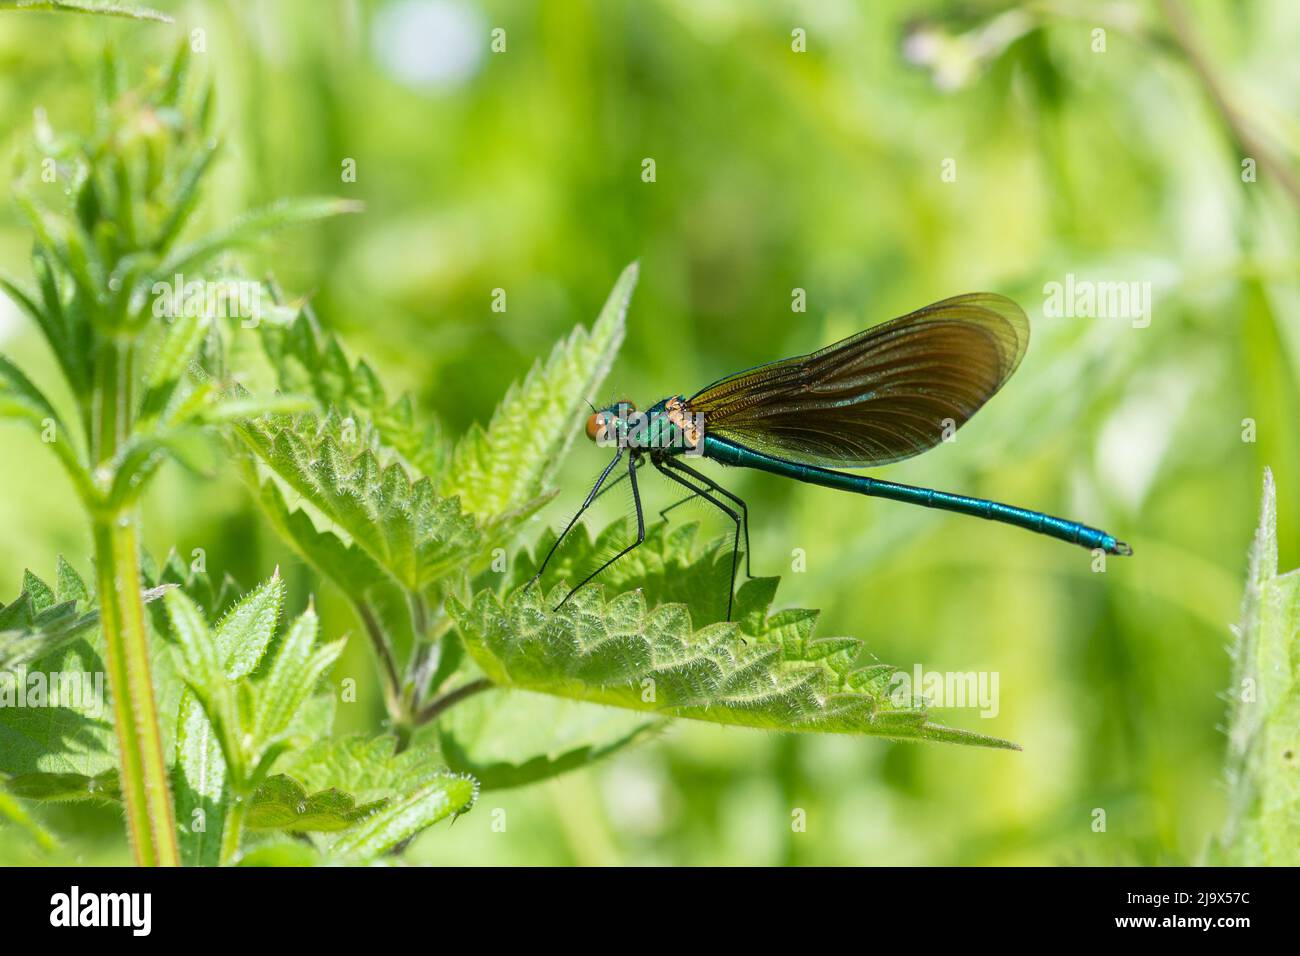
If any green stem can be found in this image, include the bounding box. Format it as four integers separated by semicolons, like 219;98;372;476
413;678;493;726
93;512;180;866
354;598;404;721
90;336;178;867
220;792;249;866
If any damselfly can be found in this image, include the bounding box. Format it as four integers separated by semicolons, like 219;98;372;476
532;292;1130;619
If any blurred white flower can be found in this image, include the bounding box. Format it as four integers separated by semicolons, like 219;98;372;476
373;0;487;93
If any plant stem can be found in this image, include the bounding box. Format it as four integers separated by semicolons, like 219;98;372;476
1160;0;1300;211
90;336;178;867
413;677;493;726
219;792;249;866
354;598;403;721
93;511;180;866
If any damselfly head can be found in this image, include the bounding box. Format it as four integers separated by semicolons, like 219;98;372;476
585;400;636;442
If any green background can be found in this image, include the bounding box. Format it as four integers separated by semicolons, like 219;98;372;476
1;0;1296;865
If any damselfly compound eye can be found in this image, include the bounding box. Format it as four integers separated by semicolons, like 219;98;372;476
585;411;609;442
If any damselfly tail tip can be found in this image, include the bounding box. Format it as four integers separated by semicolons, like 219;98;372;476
1113;540;1134;557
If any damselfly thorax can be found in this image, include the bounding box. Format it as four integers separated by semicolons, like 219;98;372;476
585;396;704;457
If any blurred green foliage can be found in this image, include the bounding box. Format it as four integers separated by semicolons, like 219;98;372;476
1;0;1297;865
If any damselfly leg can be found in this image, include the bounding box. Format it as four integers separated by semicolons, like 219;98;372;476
555;452;647;609
531;447;625;587
660;457;753;580
653;457;744;623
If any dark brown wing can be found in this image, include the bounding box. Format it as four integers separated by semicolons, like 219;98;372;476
689;293;1028;467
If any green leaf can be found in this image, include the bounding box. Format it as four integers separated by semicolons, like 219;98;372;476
166;588;225;695
0;273;68;374
166;587;252;840
0;0;173;22
170;570;277;864
54;556;88;605
144;548;242;640
249;479;387;603
443;261;636;528
0;790;59;851
174;691;225;866
167;576;344;787
20;570;54;612
0;568;168;672
259;311;391;412
197;393;315;423
0;639;116;778
0;353;65;431
235;840;323;867
265;734;480;858
213;573;282;680
144;311;209;390
166;576;348;862
1215;469;1300;865
328;774;477;860
251;604;345;753
271;735;445;804
107;427;219;509
438;689;661;790
449;521;1018;749
3;768;120;802
154;139;221;252
246;774;385;833
238;411;481;595
160;197;363;275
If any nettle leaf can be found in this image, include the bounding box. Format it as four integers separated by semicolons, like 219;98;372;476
247;774;384;833
449;520;1017;749
328;774;477;860
166;577;343;790
0;561;166;672
272;735;445;804
443;262;636;529
259;312;448;478
54;556;88;605
1214;469;1300;866
168;573;283;865
0;561;174;785
509;520;739;626
3;768;120;802
0;593;89;672
438;689;661;790
254;735;476;853
145;548;242;636
237;410;481;596
0;638;115;778
165;574;343;864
